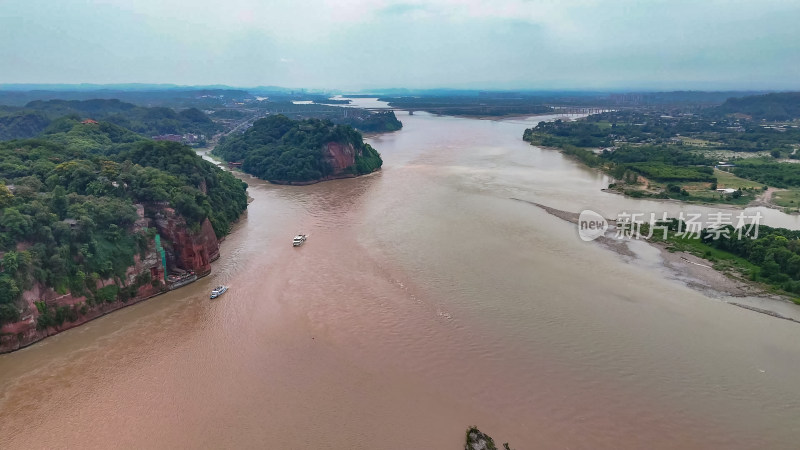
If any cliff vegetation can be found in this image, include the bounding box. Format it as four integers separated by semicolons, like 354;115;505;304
214;114;383;183
0;118;247;328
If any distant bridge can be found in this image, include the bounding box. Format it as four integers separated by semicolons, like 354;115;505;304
359;105;613;115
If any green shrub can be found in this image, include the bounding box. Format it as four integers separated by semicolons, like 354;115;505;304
96;285;119;303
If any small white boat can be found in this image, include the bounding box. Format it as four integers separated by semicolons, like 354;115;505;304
293;234;307;247
210;285;228;299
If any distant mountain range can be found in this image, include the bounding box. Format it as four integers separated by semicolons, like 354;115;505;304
0;99;219;141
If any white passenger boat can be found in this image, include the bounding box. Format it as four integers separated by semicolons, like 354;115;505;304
210;285;228;299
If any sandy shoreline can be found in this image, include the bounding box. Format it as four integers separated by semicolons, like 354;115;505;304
512;198;800;324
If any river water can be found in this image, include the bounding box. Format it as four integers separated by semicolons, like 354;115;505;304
2;104;800;449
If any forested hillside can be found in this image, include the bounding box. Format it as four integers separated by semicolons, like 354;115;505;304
214;115;382;183
0;99;220;141
0;109;50;141
0;119;247;326
715;92;800;121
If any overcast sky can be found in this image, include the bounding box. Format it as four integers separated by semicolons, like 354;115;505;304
2;0;799;90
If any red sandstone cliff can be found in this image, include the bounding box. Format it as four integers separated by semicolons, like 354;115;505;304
270;141;377;186
323;141;357;175
0;204;220;354
0;237;165;353
153;207;219;277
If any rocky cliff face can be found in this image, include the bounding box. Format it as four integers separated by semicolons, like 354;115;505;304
153;207;220;277
270;141;369;186
0;238;165;353
0;204;220;354
323;141;357;175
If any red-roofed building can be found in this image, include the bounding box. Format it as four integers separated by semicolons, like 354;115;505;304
81;119;99;125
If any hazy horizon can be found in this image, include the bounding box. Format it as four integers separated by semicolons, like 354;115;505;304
2;0;799;91
0;83;780;96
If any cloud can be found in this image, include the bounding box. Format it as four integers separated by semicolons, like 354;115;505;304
1;0;799;89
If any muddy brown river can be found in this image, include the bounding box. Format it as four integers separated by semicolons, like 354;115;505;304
2;105;800;449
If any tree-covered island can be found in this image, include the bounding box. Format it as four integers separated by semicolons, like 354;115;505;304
213;115;383;184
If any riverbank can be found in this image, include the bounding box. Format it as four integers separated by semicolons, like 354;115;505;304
200;156;381;186
597;183;772;209
267;168;381;186
749;186;800;215
516;199;800;324
0;275;200;354
0;203;239;354
532;140;774;208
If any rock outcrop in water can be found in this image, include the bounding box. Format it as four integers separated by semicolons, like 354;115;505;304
0;204;220;354
465;427;513;450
